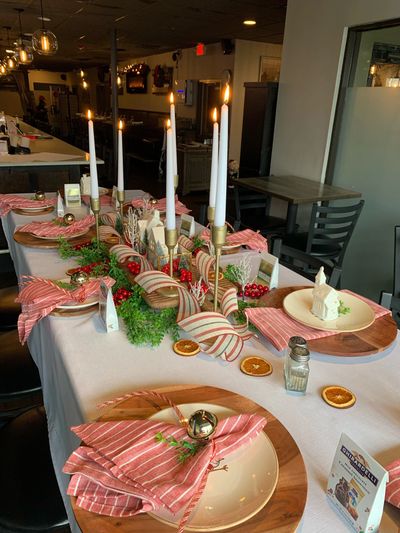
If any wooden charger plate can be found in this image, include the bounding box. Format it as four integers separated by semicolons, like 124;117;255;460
71;384;307;533
13;227;96;249
259;286;397;357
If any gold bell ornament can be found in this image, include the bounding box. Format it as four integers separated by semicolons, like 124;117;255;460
34;190;46;201
70;270;89;286
186;410;218;441
63;213;75;225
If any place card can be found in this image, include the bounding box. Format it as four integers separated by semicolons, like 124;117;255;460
258;251;279;289
180;214;195;238
57;192;65;217
64;183;81;208
327;433;388;533
80;173;91;195
98;281;119;333
112;185;120;210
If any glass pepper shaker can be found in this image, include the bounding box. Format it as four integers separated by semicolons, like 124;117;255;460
284;336;307;380
284;346;310;393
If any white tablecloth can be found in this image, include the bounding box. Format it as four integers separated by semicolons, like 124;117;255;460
2;195;400;533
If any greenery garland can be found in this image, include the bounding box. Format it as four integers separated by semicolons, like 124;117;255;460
57;238;179;347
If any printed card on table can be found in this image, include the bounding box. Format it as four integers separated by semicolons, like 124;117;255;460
112;185;120;210
180;214;195;238
258;251;279;289
64;183;81;208
98;281;119;333
327;433;388;533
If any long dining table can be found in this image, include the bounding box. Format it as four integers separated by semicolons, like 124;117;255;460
2;193;400;533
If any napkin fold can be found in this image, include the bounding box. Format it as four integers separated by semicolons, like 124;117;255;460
0;193;56;216
245;290;391;351
131;195;191;215
200;228;268;252
16;275;114;344
17;214;94;238
63;412;266;532
82;195;113;207
385;459;400;508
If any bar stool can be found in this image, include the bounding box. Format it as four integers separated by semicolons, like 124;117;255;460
0;285;20;330
0;329;42;423
0;406;70;532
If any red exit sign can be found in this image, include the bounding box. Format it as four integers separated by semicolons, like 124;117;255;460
196;42;205;56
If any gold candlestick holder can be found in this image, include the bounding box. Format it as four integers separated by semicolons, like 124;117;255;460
165;227;178;278
90;197;100;247
211;224;227;312
174;174;179;190
207;206;215;226
117;189;125;222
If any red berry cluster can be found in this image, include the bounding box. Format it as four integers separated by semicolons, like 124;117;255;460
126;261;141;276
73;241;91;251
179;268;192;283
238;283;269;299
113;287;132;306
161;258;180;275
69;260;109;276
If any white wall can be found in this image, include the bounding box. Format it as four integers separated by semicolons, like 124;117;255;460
271;0;400;181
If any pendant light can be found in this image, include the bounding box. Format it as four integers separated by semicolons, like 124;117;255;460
14;9;33;65
3;27;17;70
0;62;7;76
32;0;58;56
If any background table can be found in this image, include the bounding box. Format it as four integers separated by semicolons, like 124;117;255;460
2;198;399;533
235;175;361;232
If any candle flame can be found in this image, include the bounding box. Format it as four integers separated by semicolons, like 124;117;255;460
223;84;230;104
118;119;123;130
169;92;174;104
87;109;92;120
167;118;171;128
212;107;218;122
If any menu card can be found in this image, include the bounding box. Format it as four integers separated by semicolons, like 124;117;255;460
257;251;279;289
179;214;195;238
98;281;119;333
327;433;388;533
64;183;81;208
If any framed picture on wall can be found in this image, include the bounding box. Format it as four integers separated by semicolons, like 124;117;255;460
126;71;147;94
259;56;281;82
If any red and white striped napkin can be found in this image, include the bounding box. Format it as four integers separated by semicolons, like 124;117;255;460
63;411;266;532
386;459;400;508
200;228;268;252
17;214;94;238
131;195;191;215
16;275;114;344
82;194;113;207
0;193;56;216
245;290;391;351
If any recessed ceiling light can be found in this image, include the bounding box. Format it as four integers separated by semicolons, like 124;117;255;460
243;19;256;26
114;15;126;22
78;35;86;40
38;16;51;22
5;49;14;54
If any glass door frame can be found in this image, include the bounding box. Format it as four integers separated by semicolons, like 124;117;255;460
325;17;400;185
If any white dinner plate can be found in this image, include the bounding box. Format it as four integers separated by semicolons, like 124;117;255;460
31;229;89;241
148;403;279;532
17;203;54;212
283;288;375;332
55;279;98;310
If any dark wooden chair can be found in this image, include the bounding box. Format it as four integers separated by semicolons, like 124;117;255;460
281;200;364;273
380;225;400;328
0;406;70;532
229;183;287;237
272;238;342;288
0;285;20;330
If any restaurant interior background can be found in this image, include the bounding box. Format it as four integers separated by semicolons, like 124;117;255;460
1;0;400;300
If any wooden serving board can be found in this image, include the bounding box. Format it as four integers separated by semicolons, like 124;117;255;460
259;286;397;356
13;228;96;249
71;384;307;533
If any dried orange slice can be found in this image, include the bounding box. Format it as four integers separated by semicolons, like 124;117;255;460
240;356;272;376
173;339;201;357
322;385;356;409
208;270;224;281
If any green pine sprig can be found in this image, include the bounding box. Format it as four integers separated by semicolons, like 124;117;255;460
154;432;205;463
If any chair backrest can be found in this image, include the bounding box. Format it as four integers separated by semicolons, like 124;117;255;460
306;199;364;266
231;184;270;231
272;239;342;288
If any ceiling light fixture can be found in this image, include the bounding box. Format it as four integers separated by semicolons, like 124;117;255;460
3;27;17;70
243;19;256;26
37;16;51;21
32;0;58;56
14;9;33;65
0;62;7;76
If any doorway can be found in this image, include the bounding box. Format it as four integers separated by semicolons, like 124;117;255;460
326;19;400;300
196;80;221;141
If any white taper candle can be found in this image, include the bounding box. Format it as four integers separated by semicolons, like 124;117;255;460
87;110;99;199
166;127;175;230
117;120;124;192
214;85;230;227
169;92;178;178
209;108;219;208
